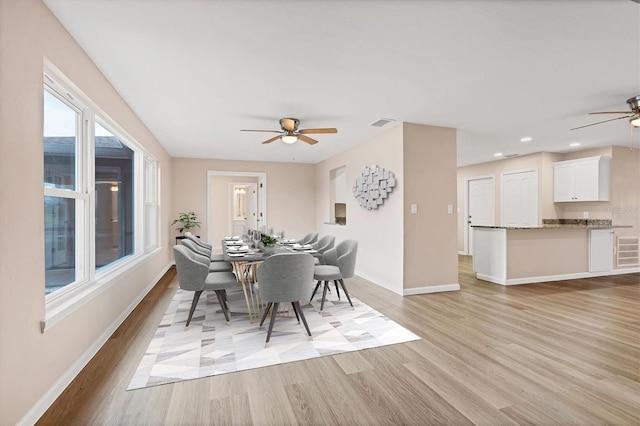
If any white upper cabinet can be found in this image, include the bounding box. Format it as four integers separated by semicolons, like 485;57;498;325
553;156;610;202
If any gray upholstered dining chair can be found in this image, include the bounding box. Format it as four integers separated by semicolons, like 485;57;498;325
312;235;335;264
310;239;358;312
181;239;233;273
184;232;225;262
299;232;318;245
173;245;238;326
257;253;315;346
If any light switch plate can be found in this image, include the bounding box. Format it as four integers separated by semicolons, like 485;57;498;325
411;204;418;214
447;204;454;214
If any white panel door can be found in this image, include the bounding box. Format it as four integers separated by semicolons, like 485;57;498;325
245;184;258;231
467;177;494;255
502;170;538;227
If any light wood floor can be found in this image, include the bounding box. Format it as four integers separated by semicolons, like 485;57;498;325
37;256;640;425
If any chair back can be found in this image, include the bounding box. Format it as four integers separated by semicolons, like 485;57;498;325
181;238;211;258
173;245;208;291
258;253;315;303
184;232;212;250
314;235;335;254
336;240;358;279
300;232;318;245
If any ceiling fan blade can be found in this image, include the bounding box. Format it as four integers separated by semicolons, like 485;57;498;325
298;128;338;134
262;135;283;144
570;115;633;131
588;111;633;115
297;134;318;145
241;129;281;133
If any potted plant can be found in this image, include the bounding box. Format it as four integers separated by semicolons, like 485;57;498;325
259;232;278;254
171;211;201;234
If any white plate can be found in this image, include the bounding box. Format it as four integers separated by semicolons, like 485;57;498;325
228;253;246;257
225;241;244;246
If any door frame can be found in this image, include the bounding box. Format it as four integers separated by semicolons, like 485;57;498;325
207;170;267;245
464;175;495;255
500;168;538;227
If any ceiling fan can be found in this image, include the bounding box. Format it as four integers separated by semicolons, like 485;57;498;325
241;118;337;145
571;95;640;131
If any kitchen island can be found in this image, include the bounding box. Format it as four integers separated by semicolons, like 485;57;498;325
472;220;637;285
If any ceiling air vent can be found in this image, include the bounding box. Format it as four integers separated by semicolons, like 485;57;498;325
370;118;395;127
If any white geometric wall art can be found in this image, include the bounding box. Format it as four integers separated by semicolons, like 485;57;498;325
352;164;396;210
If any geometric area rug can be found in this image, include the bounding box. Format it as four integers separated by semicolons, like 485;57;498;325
127;286;420;390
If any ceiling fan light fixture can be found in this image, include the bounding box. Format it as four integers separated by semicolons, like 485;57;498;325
631;117;640;127
281;134;298;144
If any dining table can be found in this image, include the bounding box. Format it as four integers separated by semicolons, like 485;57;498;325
221;237;318;322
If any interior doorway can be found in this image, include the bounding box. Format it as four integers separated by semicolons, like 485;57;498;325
229;183;258;236
207;171;267;247
465;176;494;255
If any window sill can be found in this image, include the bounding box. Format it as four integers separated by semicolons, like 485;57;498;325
42;246;162;333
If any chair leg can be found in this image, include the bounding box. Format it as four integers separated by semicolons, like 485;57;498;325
266;302;279;346
293;301;312;339
338;279;353;308
259;302;273;328
291;302;301;324
186;291;203;327
309;281;322;302
334;281;341;300
320;281;329;312
215;290;231;323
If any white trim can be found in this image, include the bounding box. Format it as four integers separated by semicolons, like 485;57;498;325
478;267;640;286
354;272;403;295
458;250;466;255
464;175;495;255
43;248;162;331
403;284;461;295
206;171;267;244
22;260;173;426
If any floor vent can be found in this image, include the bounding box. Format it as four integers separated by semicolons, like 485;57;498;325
617;236;639;267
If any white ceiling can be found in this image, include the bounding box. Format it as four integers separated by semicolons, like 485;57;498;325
43;0;640;166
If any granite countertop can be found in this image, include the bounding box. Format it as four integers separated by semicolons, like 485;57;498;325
473;219;631;230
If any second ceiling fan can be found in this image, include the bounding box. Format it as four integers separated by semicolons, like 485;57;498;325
241;118;337;145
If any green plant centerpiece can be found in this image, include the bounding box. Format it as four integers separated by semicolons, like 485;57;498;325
171;211;201;234
259;232;278;253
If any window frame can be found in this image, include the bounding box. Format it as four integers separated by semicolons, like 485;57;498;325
42;64;160;330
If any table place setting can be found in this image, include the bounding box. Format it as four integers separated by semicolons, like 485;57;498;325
225;240;245;246
281;239;297;245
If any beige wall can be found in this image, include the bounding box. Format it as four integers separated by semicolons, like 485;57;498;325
315;122;459;293
457;152;556;251
0;1;174;424
172;158;316;245
315;124;405;293
403;123;458;289
456;145;639;258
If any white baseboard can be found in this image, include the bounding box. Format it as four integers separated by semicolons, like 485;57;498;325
403;283;461;295
354;272;404;295
19;261;174;426
479;267;640;286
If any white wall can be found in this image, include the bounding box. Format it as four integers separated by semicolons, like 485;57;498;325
316;125;405;294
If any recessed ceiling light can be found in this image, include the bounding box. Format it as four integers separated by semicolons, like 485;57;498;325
569;142;581;147
494;152;503;157
520;137;532;142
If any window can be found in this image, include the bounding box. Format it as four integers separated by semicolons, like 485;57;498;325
43;67;159;308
